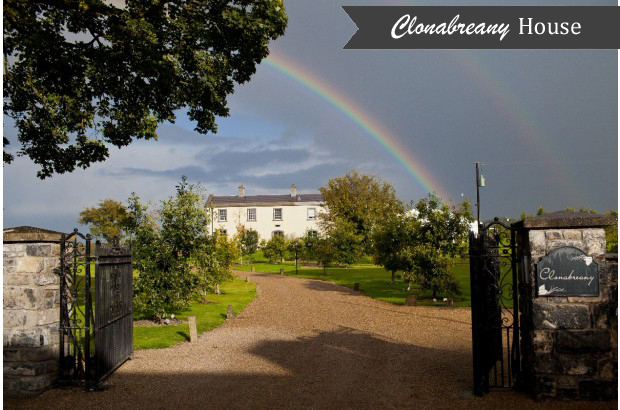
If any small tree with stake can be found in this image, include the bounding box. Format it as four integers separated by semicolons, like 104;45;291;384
237;226;259;264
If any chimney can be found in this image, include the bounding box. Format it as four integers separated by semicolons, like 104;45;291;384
290;184;297;198
238;185;245;197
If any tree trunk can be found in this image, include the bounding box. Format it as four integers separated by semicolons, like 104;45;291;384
407;278;412;291
432;289;437;299
390;270;395;284
215;283;221;294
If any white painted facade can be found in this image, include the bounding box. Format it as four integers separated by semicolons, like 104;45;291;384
206;185;324;241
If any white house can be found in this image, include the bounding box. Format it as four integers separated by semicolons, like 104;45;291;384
206;185;324;240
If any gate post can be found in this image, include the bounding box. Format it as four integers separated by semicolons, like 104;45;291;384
3;227;63;398
513;212;617;401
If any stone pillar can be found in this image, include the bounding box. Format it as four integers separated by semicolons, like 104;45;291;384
514;212;617;400
3;227;63;398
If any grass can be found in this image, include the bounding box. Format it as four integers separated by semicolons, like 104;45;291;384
236;259;473;307
133;278;256;349
71;264;257;350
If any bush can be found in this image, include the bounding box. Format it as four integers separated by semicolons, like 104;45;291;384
262;235;288;262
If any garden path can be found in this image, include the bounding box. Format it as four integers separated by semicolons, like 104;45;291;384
6;271;609;409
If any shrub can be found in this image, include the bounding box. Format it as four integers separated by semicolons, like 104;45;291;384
262;235;288;262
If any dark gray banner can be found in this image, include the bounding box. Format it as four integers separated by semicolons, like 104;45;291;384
342;6;620;49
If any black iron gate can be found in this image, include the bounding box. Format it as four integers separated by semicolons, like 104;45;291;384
469;218;521;396
94;238;133;382
58;230;133;390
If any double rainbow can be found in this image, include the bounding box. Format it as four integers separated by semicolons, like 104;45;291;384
265;51;448;200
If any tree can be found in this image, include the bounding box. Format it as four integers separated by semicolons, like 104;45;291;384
319;171;403;261
410;244;460;298
262;235;288;263
132;177;211;320
411;193;472;297
413;193;473;257
3;0;287;178
194;234;240;301
299;230;319;262
78;199;131;242
237;227;259;264
314;236;338;275
372;213;411;284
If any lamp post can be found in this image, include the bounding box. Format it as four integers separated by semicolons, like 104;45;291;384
475;162;485;232
295;243;299;274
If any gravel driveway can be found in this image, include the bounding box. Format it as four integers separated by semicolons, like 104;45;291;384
6;272;611;409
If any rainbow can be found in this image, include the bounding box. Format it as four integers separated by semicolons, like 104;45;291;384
264;51;449;200
450;50;582;205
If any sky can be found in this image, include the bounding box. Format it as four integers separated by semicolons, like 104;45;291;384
2;0;618;233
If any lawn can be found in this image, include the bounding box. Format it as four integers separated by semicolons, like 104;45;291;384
236;260;472;307
71;265;256;350
133;278;256;349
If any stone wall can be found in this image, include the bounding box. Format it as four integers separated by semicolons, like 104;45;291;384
515;213;617;401
3;227;62;398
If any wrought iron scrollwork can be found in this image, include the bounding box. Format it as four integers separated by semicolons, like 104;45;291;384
470;218;521;396
58;229;94;390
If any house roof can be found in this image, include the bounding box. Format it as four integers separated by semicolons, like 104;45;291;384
207;194;323;207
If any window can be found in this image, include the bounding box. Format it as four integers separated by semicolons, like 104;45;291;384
308;230;318;238
272;230;284;238
219;229;227;236
273;208;282;221
218;209;227;222
247;208;256;221
307;208;316;220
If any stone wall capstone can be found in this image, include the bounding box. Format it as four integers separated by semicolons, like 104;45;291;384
3;226;63;398
514;213;617;401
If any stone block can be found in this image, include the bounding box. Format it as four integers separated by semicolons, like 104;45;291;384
533;331;553;354
555;331;611;353
598;359;616;379
562;230;583;240
3;378;21;392
15;257;45;273
556;387;579;400
534;354;597;376
3;348;22;362
529;230;546;256
3;288;40;309
546;240;584;253
20;346;57;362
26;244;52;257
8;328;50;348
34;273;58;286
583;229;606;256
35;309;59;326
4;362;46;377
533;303;590;330
45;359;58;374
4;310;28;328
593;304;611;329
556;375;578;387
579;380;616;400
545;231;563;240
42;289;58;309
3;274;32;286
20;374;53;391
535;376;556;396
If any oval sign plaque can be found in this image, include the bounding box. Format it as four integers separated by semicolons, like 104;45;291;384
536;246;599;297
